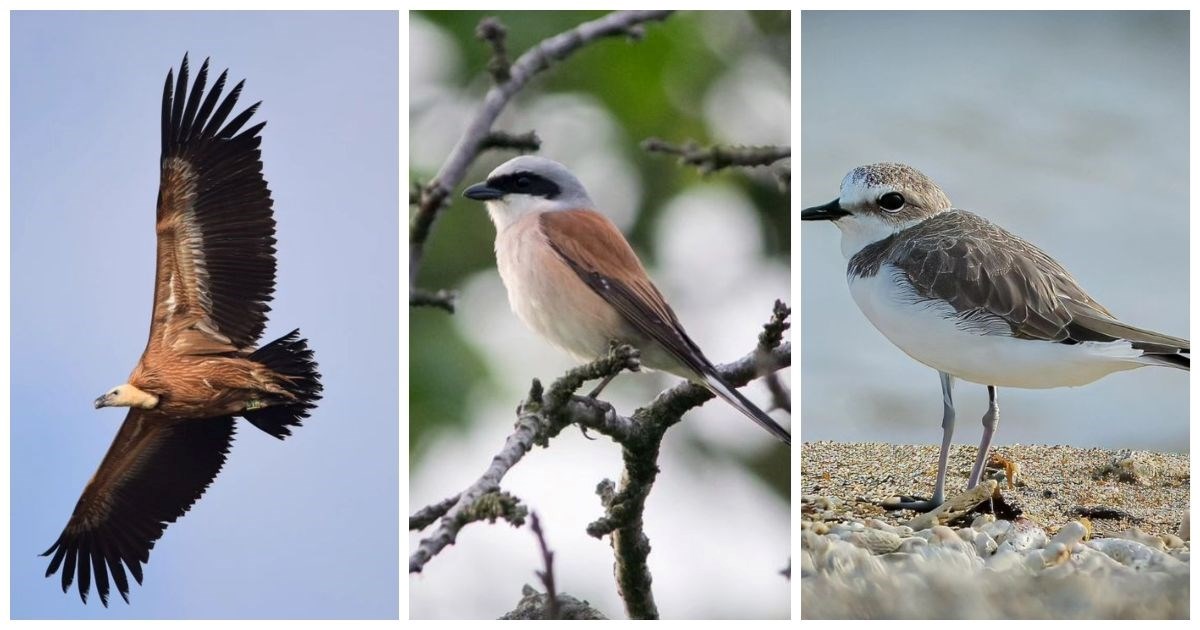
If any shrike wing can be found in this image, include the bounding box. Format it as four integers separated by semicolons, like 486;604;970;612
539;209;791;444
539;209;710;375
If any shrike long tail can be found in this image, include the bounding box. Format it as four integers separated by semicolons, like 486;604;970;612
701;373;790;445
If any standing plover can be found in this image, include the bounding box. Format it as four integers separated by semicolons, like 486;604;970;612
802;162;1188;510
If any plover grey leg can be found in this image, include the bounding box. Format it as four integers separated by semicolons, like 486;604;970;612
967;385;1000;488
587;372;619;399
887;371;955;511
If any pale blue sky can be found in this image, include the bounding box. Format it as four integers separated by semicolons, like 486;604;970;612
12;11;398;618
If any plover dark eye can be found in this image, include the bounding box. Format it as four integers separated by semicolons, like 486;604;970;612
878;192;905;212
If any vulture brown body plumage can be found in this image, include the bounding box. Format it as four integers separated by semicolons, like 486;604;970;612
42;54;322;606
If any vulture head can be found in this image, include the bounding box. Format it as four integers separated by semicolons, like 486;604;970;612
94;384;159;410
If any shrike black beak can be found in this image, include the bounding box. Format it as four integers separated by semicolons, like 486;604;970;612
463;182;504;201
801;198;851;221
94;394;109;409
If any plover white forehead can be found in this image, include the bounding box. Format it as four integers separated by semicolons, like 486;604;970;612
802;162;1189;511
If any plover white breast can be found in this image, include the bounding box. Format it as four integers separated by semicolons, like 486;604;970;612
802;162;1189;510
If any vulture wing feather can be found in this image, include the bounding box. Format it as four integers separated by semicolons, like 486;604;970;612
41;410;235;605
169;55;188;145
177;57;208;143
150;54;276;353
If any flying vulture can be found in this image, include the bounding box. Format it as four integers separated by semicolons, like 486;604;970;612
42;54;323;606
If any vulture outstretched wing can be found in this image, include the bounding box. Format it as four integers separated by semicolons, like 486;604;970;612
43;54;275;606
149;53;276;355
41;411;236;605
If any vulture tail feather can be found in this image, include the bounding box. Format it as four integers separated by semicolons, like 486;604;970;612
244;329;322;440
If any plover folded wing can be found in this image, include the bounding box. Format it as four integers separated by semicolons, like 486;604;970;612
803;162;1188;511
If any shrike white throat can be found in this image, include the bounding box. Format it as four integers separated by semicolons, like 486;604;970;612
464;155;790;445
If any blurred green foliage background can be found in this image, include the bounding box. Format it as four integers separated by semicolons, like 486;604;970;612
409;10;791;618
411;9;789;455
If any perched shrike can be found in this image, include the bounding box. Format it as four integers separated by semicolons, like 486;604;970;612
463;155;790;445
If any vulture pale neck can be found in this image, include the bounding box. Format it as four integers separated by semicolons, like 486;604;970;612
95;384;159;410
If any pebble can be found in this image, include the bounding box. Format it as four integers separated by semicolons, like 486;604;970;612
801;442;1189;618
802;493;1189;619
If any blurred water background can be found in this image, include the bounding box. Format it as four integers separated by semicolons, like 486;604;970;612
410;11;790;619
801;11;1189;453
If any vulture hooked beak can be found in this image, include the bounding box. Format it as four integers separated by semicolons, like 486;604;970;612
94;393;112;409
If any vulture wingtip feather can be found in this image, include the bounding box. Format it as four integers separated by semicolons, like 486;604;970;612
200;78;245;139
191;68;229;137
60;545;78;594
170;56;189;139
91;544;111;607
178;58;210;143
75;537;92;605
103;552;131;605
216;99;261;139
161;69;174;156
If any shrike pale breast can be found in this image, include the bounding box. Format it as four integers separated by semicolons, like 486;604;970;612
464;155;790;444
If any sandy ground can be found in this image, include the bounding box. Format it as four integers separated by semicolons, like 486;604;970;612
801;441;1189;619
801;441;1189;536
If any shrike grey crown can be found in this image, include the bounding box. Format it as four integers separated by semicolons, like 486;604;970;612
475;155;595;206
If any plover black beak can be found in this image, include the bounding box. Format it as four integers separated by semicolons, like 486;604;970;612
801;198;850;221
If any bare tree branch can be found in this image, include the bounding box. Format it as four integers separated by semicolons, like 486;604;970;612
409;10;674;306
480;129;542;153
756;300;792;412
409;494;459;531
408;430;534;573
408;343;642;574
641;137;790;173
588;303;791;619
409;287;457;313
408;302;792;619
501;585;608;620
475;17;511;83
529;512;559;619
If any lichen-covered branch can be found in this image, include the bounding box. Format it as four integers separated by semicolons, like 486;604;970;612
501;585;608;620
408;306;792;580
409;287;458;313
408;413;540;572
409;494;460;531
475;17;512;83
409;303;791;618
480;130;541;153
409;10;674;307
408;344;642;573
641;137;790;173
529;512;559;619
590;341;792;619
756;300;792;412
588;304;792;619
